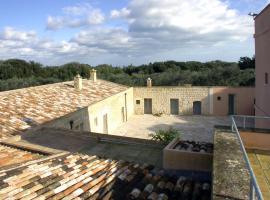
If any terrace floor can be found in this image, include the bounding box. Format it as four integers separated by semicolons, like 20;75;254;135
113;115;230;142
247;149;270;199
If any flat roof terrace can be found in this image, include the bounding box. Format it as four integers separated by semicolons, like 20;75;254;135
231;115;270;200
18;127;165;168
240;130;270;199
247;149;270;199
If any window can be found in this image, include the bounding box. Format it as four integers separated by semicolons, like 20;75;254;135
94;117;98;126
136;100;140;105
69;120;74;130
265;73;269;84
217;96;221;101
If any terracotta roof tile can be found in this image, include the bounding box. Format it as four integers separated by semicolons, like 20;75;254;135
0;80;128;139
0;145;42;169
0;153;211;200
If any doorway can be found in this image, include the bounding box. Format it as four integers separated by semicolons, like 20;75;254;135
170;99;179;115
228;94;235;115
193;101;202;115
144;98;152;114
103;114;108;134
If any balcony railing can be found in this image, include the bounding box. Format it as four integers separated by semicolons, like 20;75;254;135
231;115;270;200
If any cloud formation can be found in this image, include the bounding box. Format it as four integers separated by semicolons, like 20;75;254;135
46;3;105;30
110;8;131;19
75;0;253;56
0;0;261;65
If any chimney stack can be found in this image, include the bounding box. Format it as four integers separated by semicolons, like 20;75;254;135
74;74;82;91
147;77;152;87
90;69;97;82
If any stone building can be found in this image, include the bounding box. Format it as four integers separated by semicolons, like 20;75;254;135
0;71;133;139
0;71;255;138
134;86;254;116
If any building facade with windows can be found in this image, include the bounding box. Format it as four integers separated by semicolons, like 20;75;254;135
134;86;254;116
0;70;255;139
254;5;270;121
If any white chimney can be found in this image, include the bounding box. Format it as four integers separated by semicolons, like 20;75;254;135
147;77;152;87
74;74;82;91
90;69;97;82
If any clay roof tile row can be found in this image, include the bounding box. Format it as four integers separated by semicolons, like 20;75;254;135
0;153;211;200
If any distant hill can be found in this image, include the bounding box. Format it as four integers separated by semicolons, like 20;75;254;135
0;57;255;91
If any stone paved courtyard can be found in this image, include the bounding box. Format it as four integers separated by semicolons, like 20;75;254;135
112;115;231;142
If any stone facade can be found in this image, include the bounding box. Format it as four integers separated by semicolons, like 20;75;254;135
37;85;255;135
47;87;134;134
88;87;134;134
46;107;90;132
134;86;211;115
134;86;254;116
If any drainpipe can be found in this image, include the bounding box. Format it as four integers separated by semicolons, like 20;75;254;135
125;93;128;122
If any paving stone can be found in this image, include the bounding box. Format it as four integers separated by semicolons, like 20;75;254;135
113;115;231;143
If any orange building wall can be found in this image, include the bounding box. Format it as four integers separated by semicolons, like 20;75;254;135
255;5;270;119
212;87;254;116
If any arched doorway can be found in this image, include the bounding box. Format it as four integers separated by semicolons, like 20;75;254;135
193;101;202;115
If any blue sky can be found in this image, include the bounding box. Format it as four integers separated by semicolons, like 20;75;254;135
0;0;268;66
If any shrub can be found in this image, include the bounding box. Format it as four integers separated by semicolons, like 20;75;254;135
153;112;164;117
149;127;180;144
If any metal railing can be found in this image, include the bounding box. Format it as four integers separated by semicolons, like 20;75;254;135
231;115;270;200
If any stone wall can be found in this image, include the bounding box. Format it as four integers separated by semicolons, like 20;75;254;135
46;87;134;134
88;87;134;134
134;86;255;116
133;87;211;115
46;107;90;131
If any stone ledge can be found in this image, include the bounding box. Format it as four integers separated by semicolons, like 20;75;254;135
212;129;250;200
0;138;63;155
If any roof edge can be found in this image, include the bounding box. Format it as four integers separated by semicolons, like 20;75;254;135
255;3;270;19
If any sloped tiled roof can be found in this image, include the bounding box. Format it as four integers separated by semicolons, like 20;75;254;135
0;144;42;169
0;153;211;200
0;79;128;139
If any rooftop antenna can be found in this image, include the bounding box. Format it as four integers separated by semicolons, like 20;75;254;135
248;12;258;19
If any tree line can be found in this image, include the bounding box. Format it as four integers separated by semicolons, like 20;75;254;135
0;56;255;91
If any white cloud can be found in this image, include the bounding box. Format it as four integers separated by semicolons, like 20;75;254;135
0;0;257;65
126;0;252;40
110;8;130;18
46;3;104;30
62;3;92;16
70;0;253;57
0;27;86;61
0;27;36;41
